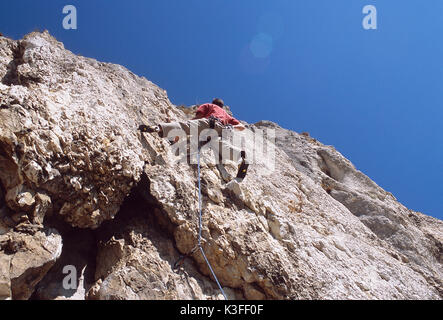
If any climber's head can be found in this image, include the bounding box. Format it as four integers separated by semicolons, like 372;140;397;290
212;98;224;108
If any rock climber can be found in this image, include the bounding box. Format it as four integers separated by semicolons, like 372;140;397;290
138;98;249;181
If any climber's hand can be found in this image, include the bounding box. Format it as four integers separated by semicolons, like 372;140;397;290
233;124;246;131
138;124;149;132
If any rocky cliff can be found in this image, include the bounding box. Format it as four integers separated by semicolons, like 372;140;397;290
0;31;441;300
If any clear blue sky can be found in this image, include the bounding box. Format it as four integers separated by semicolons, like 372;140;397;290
1;1;442;220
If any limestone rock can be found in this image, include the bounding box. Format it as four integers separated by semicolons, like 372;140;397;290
254;121;443;297
0;254;11;299
31;227;95;300
0;31;441;300
0;228;62;299
0;31;167;229
87;190;239;300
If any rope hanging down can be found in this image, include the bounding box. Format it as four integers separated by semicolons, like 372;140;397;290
174;144;228;300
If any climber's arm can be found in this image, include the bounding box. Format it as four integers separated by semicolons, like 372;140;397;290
233;123;246;131
192;104;208;120
228;117;245;131
192;112;202;120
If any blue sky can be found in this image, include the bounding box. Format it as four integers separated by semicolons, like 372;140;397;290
1;1;442;220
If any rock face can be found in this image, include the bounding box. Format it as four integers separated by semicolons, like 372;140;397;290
0;228;62;300
0;31;441;300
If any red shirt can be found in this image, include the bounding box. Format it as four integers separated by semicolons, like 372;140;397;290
193;103;240;126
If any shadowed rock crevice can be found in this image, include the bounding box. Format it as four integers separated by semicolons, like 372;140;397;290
30;217;97;300
1;41;24;86
0;181;5;206
0;138;21;198
94;172;175;250
30;174;167;300
1;40;41;87
87;172;240;300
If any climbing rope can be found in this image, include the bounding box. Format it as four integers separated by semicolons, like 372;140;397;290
174;144;228;300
